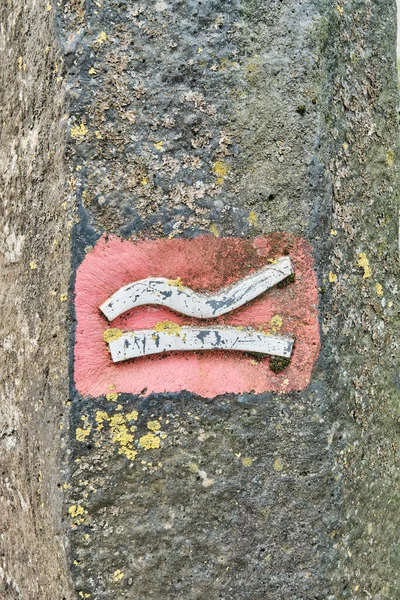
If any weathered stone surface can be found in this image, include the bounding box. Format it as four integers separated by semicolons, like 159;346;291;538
1;0;399;598
0;1;74;598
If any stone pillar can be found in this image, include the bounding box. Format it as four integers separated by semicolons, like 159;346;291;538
1;1;399;598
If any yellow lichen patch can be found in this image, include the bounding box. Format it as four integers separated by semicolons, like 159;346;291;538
167;277;185;290
386;149;395;167
110;414;137;460
95;410;110;431
88;67;97;75
188;462;198;473
147;420;161;432
242;457;253;467
329;271;337;283
45;2;52;11
268;314;283;334
69;504;84;518
358;253;371;279
154;320;181;336
154;141;163;150
97;31;108;45
273;458;284;472
96;410;138;461
18;56;23;70
246;61;259;76
126;410;138;421
113;570;124;582
375;283;383;297
76;425;91;442
336;4;344;15
140;176;149;185
60;293;68;302
109;414;126;427
71;123;88;141
103;328;123;343
330;229;337;236
29;260;37;270
212;160;228;185
248;211;258;226
121;447;138;461
209;223;220;237
105;391;119;402
78;592;91;599
139;433;161;450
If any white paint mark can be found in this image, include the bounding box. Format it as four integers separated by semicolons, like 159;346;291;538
108;326;294;362
100;256;293;321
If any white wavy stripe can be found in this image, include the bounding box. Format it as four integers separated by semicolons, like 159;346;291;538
108;327;294;362
100;256;293;321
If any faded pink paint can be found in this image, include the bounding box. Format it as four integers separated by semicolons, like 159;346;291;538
74;234;320;398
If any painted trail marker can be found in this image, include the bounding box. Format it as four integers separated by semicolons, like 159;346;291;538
100;258;295;362
100;257;293;320
107;327;295;362
74;234;320;397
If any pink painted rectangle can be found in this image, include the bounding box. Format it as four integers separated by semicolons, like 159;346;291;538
74;234;320;398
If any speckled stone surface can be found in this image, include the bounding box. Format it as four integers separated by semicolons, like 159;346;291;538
1;0;399;598
60;1;399;598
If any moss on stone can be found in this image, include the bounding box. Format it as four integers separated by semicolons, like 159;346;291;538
269;355;292;373
277;273;296;288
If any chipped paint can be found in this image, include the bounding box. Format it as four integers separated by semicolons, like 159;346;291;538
100;256;294;321
108;326;294;362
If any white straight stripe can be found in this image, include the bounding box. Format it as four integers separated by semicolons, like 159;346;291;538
100;256;293;321
108;327;294;362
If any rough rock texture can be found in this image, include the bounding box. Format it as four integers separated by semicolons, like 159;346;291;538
320;1;400;597
0;1;74;598
0;0;398;599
